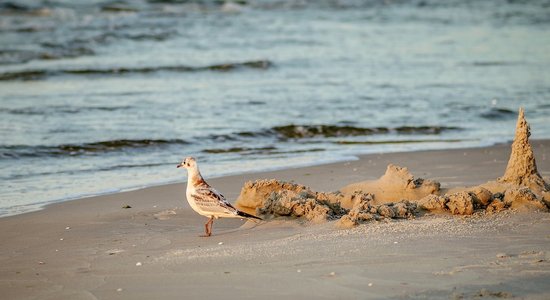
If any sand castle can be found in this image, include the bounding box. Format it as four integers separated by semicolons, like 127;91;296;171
235;108;550;228
498;108;548;191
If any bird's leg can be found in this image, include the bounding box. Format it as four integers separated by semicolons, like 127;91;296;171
201;216;214;237
206;216;214;236
206;216;213;236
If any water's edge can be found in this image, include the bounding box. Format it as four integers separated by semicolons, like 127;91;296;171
2;139;525;219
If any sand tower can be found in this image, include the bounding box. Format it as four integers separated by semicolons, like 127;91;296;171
498;108;549;192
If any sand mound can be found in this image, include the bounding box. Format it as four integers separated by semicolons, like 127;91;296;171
235;179;312;210
482;108;549;212
235;108;549;225
340;164;440;204
236;178;378;211
337;198;417;228
503;187;548;212
237;179;417;227
417;108;549;215
498;108;549;194
418;191;476;215
257;189;346;223
470;186;493;207
418;185;549;215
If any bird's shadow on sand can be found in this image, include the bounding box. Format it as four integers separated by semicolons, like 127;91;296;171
206;219;263;237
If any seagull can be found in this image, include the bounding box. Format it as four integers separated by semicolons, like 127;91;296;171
177;157;262;237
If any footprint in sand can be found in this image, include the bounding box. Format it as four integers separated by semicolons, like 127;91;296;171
154;210;177;220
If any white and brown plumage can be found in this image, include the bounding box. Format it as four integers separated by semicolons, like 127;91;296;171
177;157;261;237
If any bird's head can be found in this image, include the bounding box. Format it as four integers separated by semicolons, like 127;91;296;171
176;156;197;169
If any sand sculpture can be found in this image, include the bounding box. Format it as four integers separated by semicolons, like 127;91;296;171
237;180;418;227
235;108;549;228
498;108;549;192
340;164;440;203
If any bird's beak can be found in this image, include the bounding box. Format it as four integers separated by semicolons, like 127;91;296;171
176;163;183;168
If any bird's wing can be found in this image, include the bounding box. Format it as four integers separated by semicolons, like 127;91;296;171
191;187;238;215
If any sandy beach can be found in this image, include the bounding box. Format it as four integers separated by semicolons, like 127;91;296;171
1;140;549;299
2;2;550;299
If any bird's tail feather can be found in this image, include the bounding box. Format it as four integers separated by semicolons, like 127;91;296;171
237;210;262;220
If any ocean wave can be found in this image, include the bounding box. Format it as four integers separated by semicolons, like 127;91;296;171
266;124;461;139
203;146;325;155
0;124;462;159
203;146;276;154
0;30;176;65
479;107;516;120
100;2;140;13
469;61;523;67
1;139;189;159
0;60;273;80
334;139;466;145
204;124;462;143
0;49;90;65
60;29;176;48
0;105;131;115
0;2;52;15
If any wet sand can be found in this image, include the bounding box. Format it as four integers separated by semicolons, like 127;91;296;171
1;140;549;299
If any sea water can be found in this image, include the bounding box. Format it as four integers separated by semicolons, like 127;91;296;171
1;0;549;216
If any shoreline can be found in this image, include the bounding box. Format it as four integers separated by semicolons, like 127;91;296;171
0;138;527;219
1;140;549;299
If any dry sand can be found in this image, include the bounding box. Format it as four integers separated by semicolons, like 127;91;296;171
1;140;550;299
